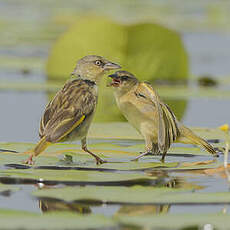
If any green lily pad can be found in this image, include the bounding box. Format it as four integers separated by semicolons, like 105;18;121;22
46;16;188;122
0;209;115;230
47;16;188;82
33;186;230;204
0;125;223;174
118;213;230;230
0;141;218;170
0;209;230;230
0;145;178;171
0;168;155;184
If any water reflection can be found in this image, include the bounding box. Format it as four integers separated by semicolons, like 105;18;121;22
38;197;170;217
116;204;170;216
36;174;201;216
39;199;91;214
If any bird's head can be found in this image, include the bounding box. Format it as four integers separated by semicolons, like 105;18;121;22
108;70;138;93
71;55;121;84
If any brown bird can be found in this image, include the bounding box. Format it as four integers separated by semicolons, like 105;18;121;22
24;55;121;165
108;70;218;161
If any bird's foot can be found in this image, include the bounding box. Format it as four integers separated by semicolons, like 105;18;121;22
152;151;161;156
82;144;107;165
139;151;153;156
23;154;34;165
160;152;167;163
131;151;152;161
160;157;165;163
96;157;107;165
213;152;219;158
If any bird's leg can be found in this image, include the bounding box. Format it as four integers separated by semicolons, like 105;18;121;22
132;137;153;161
131;151;152;161
152;143;160;155
81;138;106;165
161;151;167;162
24;153;35;165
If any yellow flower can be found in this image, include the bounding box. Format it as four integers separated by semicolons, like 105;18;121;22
219;124;229;132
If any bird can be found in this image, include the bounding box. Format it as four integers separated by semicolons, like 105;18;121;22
24;55;121;165
108;70;218;161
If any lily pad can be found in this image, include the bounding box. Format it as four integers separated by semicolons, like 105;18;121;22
33;186;230;204
0;141;218;170
47;16;188;82
0;125;223;175
0;168;155;185
46;16;188;122
118;213;230;230
0;209;115;230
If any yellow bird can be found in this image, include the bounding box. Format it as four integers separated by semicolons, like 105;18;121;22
108;70;218;161
25;55;121;165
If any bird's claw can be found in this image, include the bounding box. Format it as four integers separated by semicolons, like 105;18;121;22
131;158;139;162
131;151;155;161
96;158;107;165
23;155;34;165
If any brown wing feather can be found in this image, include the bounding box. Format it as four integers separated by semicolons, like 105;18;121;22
136;82;180;153
39;79;97;142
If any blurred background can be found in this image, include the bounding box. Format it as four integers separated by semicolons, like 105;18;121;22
0;0;229;142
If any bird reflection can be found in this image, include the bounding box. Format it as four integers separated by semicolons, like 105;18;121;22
39;199;91;214
116;204;170;216
37;171;202;216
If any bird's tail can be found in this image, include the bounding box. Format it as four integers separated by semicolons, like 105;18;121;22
178;125;218;157
33;137;51;157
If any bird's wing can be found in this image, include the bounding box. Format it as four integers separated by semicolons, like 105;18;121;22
39;79;97;142
135;82;179;152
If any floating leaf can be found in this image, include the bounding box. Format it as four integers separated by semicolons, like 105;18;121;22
0;143;217;171
0;209;115;230
118;213;230;230
47;16;188;82
0;168;156;186
33;186;230;204
46;16;188;122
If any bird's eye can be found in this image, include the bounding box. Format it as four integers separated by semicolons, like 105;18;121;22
95;60;102;66
121;76;129;80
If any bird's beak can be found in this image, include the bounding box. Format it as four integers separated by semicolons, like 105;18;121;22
103;62;121;71
107;73;121;87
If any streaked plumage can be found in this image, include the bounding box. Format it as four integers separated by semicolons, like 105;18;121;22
24;55;121;165
109;70;218;161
